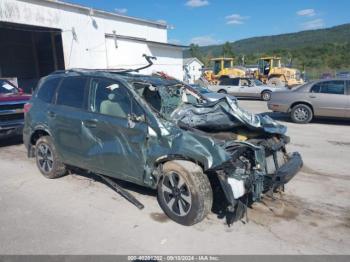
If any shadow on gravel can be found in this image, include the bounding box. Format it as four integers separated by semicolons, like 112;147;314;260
0;135;23;147
261;111;350;126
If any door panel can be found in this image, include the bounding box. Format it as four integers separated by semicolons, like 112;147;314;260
218;78;240;95
49;105;94;168
238;79;260;98
87;114;148;182
86;77;148;183
49;76;89;167
309;81;347;117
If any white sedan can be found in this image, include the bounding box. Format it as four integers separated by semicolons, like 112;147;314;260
208;77;288;101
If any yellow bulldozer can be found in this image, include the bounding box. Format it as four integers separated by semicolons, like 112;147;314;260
203;58;246;84
255;56;304;87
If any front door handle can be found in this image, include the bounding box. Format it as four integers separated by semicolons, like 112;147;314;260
83;119;98;128
47;111;56;118
309;95;316;98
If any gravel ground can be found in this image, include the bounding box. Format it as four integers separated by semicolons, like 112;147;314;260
0;100;349;255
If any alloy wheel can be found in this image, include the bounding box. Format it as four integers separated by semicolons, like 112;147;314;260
37;143;54;173
161;172;192;216
294;107;309;122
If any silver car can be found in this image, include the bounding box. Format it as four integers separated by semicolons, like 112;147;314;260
190;84;236;102
268;79;350;123
207;77;288;101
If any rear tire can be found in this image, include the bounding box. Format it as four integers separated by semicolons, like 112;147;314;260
157;160;213;226
290;104;313;124
261;91;271;101
35;136;67;179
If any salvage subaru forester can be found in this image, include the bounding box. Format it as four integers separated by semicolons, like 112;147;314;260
23;68;302;226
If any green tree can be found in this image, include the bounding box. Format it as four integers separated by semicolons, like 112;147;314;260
222;42;234;58
189;44;202;60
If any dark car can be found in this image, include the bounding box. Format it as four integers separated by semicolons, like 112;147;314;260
0;79;31;138
23;70;302;226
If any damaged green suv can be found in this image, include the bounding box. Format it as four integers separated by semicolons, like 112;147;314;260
23;69;302;226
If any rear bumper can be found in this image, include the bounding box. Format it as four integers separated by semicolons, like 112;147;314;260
267;102;289;112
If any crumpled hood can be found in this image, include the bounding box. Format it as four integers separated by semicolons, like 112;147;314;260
171;96;286;135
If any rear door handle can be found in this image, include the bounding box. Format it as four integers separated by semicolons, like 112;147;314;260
47;111;56;118
83;119;98;128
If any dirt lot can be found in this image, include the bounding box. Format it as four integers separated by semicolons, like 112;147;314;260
0;100;350;255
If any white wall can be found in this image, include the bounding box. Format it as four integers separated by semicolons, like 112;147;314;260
0;0;183;78
105;38;183;80
184;60;203;84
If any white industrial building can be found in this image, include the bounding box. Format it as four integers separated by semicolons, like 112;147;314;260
0;0;184;91
183;57;203;84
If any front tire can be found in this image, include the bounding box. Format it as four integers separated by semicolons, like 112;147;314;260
35;136;67;179
157;160;213;226
291;104;313;124
218;89;227;94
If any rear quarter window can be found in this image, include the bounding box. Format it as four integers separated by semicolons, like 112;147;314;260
36;77;61;103
56;77;88;109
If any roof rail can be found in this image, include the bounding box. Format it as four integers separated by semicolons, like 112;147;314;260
50;54;157;76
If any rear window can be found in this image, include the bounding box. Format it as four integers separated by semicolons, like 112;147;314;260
220;78;239;86
311;81;345;95
321;81;345;95
56;77;87;109
37;77;61;103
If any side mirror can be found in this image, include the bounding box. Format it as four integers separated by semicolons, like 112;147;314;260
18;88;24;94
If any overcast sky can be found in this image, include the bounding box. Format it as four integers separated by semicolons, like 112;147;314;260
65;0;350;46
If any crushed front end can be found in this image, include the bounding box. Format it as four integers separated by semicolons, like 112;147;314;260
170;96;303;223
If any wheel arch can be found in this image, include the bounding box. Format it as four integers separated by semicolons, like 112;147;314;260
30;127;52;146
154;155;206;175
261;89;272;94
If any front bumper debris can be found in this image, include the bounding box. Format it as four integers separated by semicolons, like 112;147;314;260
274;152;303;186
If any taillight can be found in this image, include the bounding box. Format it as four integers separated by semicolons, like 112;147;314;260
24;103;32;113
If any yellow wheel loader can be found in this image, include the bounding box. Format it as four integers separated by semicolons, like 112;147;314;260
255;56;304;88
204;58;246;84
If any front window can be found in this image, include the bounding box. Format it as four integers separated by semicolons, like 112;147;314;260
0;80;17;94
223;60;231;69
213;61;221;75
272;59;281;68
89;78;143;118
240;79;250;86
254;79;263;86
